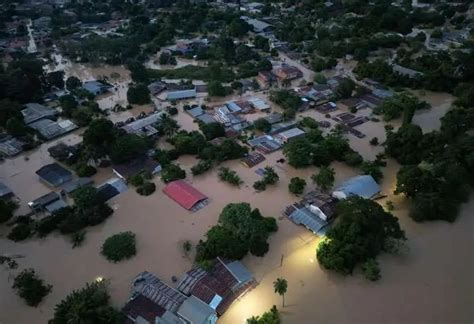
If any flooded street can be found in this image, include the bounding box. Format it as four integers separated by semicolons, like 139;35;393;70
0;59;472;324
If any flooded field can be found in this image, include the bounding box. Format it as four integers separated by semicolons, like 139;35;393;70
0;60;472;324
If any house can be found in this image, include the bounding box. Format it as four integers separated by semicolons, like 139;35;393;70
147;81;167;96
29;119;78;140
82;80;110;96
264;113;283;125
274;65;303;81
21;103;58;125
247;135;281;154
196;113;217;125
127;271;218;324
248;98;271;112
268;121;298;135
274;127;305;144
177;258;256;316
163;180;209;211
165;88;197;101
240;152;266;168
0;182;13;199
332;175;380;200
241;16;273;33
122;112;164;137
28;191;67;213
392;64;423;79
187;106;205;118
256;71;276;89
0;135;24;157
112;157;161;180
36;163;73;187
284;191;337;235
60;178;93;195
96;178;128;202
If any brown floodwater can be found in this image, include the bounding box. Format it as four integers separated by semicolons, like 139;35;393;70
0;66;472;323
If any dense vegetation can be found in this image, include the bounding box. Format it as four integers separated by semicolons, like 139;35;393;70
317;197;406;280
196;203;277;262
247;306;281;324
50;281;122;323
12;269;52;307
101;231;137;262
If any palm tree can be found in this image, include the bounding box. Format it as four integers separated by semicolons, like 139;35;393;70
158;114;179;137
273;277;288;307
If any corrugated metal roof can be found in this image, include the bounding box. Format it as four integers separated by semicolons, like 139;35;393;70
333;175;380;199
163;180;207;210
166;89;196;101
288;207;328;234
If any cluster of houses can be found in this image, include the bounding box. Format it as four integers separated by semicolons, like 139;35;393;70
185;97;272;135
284;175;381;235
123;257;256;324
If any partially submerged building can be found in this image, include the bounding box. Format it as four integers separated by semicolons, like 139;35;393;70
29;119;78;140
332;175;380;200
163;180;208;211
21;103;58;125
122;112;164;137
97;178;128;202
0;182;13;199
284;192;338;235
0;135;24;157
36;163;73;187
113;157;161;180
82;80;110;96
28;191;68;214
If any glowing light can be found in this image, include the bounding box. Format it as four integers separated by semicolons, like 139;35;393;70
309;258;314;263
95;276;104;282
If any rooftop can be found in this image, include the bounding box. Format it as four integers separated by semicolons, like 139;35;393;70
35;163;73;187
333;175;380;199
163;180;208;211
21;103;58;125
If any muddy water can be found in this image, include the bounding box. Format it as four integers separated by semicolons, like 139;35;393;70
0;67;472;324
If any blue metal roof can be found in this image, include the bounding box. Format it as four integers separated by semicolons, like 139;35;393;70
335;175;380;199
166;89;196;101
288;207;328;235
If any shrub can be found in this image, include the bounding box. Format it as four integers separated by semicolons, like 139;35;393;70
362;259;381;281
161;164;186;183
218;167;243;186
191;160;213;176
129;173;145;187
76;164;97;177
369;137;379;146
0;199;18;223
253;180;267;191
136;182;156;196
288;177;306;195
8;223;32;241
101;231;137;262
71;231;86;248
12;269;52;307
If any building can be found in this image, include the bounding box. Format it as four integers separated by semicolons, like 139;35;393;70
263;113;283;125
163;180;208;211
82;80;110;96
196;113;217;125
284;191;337;235
126;271;218;324
0;182;13;199
96;178;128;202
0;135;24;157
113;157;161;180
240;152;266;168
122;112;164;137
60;178;93;195
248;98;271;112
177;257;256;316
29;119;78;140
241;16;272;33
28;191;67;213
147;81;167;97
332;175;380;200
166;88;197;101
274;65;303;81
274;127;305;144
187;106;205;118
21;103;58;125
36;163;73;187
392;64;423;79
256;71;276;89
247;135;281;154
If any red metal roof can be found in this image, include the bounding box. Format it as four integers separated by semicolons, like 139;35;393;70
163;180;207;210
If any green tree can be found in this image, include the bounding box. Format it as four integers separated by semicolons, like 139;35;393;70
12;269;52;307
66;76;82;91
360;161;383;183
317;197;405;276
218;167;243;186
262;166;279;185
312;166;335;191
199;122;225;140
273;278;288;307
288;177;306;195
335;78;355;99
73;186;99;210
0;199;18;223
50;281;122;323
101;231;137;262
247;305;280;324
362;259;381;281
109;134;148;164
207;80;227;97
254;118;272;133
82;118;117;158
385;124;423;164
6;117;28;137
0;99;22;127
161;164;186;183
127;84;151;104
191;160;213;176
157;114;180;137
8;224;32;242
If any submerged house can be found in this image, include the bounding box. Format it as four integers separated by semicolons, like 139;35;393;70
21;103;58;125
163;180;209;211
36;163;73;187
332;175;380;200
284;191;338;235
125;271;217;324
82;80;110;96
112;157;161;180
